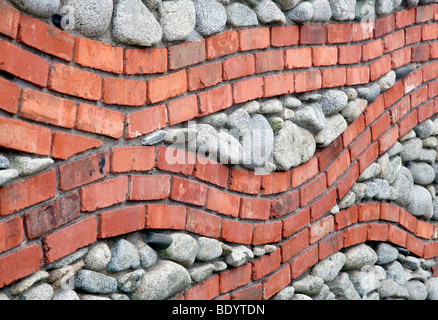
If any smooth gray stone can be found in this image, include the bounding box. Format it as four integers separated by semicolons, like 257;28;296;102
84;243;111;272
142;130;167;146
311;0;332;21
159;0;196;41
343;244;378;270
376;243;399;265
193;0;227;36
319;90;349;116
293;275;324;296
407;162;435;185
226;3;258;27
117;269;145;293
136;241;158;269
159;233;199;267
144;232;173;250
407;185;434;219
292;103;327;133
287;1;314;23
311;252;346;282
328;0;356;20
10;0;59;17
0;155;9;169
63;0;112;36
107;239;140;273
75;270;117;294
255;0;287;24
196;237;223;262
18;284;54;300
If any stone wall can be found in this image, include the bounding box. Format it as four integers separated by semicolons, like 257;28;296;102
0;0;438;300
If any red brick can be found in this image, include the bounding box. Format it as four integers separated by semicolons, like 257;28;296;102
252;221;282;246
0;116;51;156
0;1;19;39
271;25;299;47
352;22;374;42
422;24;438;41
423;61;438;83
262;265;291;299
51;131;102;160
312;46;338;66
42;216;97;263
309;215;334;244
261;171;291;195
24;191;80;240
383;81;404;109
124;48;168;75
398;109;417;137
282;207;310;238
418;100;436;123
233;77;264;104
97;205;145;238
388;225;408;248
399;209;418;234
187;61;222;91
338;44;362;65
76;103;124;139
374;14;395;37
146;70;187;104
289;246;318;278
291;157;318;188
240;197;271;220
185;275;219;300
310;187;337;222
349;129;372;161
57;150;108;190
424;242;438;259
219;263;251;294
367;223;389;241
255;50;284;73
364;95;385;126
412;44;430;62
380;203;400;222
156;146;195;175
383;30;404;53
221;220;253;244
405;25;422;45
0;77;20;114
395;8;416;28
285;47;312;69
430;42;438;59
294;70;322;93
371;112;390;140
430;80;438;98
252;251;281;280
186;208;221;238
346;65;370;85
205;30;239;60
206;187;240;218
343;114;365;147
379;125;399;154
335;206;358;230
102;77;146;107
18;14;74;61
145;204;186;230
264;73;294;97
391;47;412;69
327;24;351;43
48;63;101;100
357;143;378;173
239;27;270;51
403;69;422;94
228;168;261;195
223;54;255;80
326;149;351;186
362;39;384;61
125;104;167;139
315;135;343;170
370;54;392;81
416;220;433;239
193;157;229;188
358;203;380;222
128;175;170;201
337;161;359;199
20;89;76;128
0;169;56;217
390;95;411;124
110;146;155;173
300;24;326;44
168;39;205;70
416;5;434;23
167;95;198;125
74;37;123;73
281;228;309;262
322;67;347;88
407;234;424;257
344;224;367;248
170;176;208;207
0;215;23;253
198;84;233;116
0;244;42;288
0;39;49;87
80;176;128;212
318;232;344;260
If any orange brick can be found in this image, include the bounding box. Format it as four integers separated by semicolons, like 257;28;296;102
146;70;187;104
239;27;270;51
128;175;170;201
374;14;395;37
416;5;434;23
167;95;198;125
271;191;299;218
281;228;309;262
80;176;128;212
0;215;23;253
294;70;322;92
310;187;337;222
383;30;405;53
0;1;19;39
318;232;344;260
221;220;253;244
198;84;233;116
206;187;240;218
264;72;294;97
110;146;155;173
168;39;205;70
255;50;284;73
97;205;145;238
326;149;351;186
312;46;338;66
285;47;312;69
228;168;261;195
367;223;389;241
51;131;102;161
282;207;310;238
261;171;291;195
380;203;400;223
337;161;359;199
343;224;367;248
362;39;384;61
405;25;422;45
125;104;168;139
388;225;408;248
352;22;374;41
289;246;318;279
124;48;168;75
74;37;123;73
299;173;327;206
76;103;124;139
20;89;77;128
322;67;347;88
170;176;208;207
262;265;291;299
155;146;195;175
184;275;219;300
327;24;352;43
358;203;380;222
395;8;416;28
205;30;239;60
300;24;326;44
186;208;221;238
346;66;370;85
219;264;252;294
102;77;146;107
252;222;282;246
48;63;101;100
18;14;74;61
239;197;271;220
252;250;280;280
335;206;358;230
145;204;186;230
370;54;392;81
233;77;264;104
0;76;21;114
271;25;299;47
223;54;255;80
338;44;362;65
193;156;229;188
187;61;222;91
309;215;334;244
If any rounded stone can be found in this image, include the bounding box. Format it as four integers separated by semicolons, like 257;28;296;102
226;3;259;27
117;269;146;293
401;138;422;161
407;162;435;185
10;0;59;17
293;275;324;296
343;244;378;270
196;237;223;262
159;233;199;267
136;241;158;269
310;0;332;21
18;284;54;300
292;103;327;133
287;1;314;23
376;243;399;265
144;232;173;250
107;239;140;273
377;71;396;91
52;289;80;300
319;90;349;116
328;0;356;20
159;0;196;41
391;166;414;207
407;280;428;300
314;113;347;147
193;0;227;36
74;270;117;294
63;0;113;37
311;252;346;282
217;131;244;165
407;185;434;219
255;0;287;24
84;243;111;272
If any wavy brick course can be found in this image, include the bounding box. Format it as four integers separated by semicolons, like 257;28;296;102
0;0;438;299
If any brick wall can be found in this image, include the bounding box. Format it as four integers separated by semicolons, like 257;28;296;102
0;0;438;299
